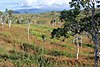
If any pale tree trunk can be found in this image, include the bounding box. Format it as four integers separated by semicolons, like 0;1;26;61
8;20;11;28
73;35;80;59
76;36;79;59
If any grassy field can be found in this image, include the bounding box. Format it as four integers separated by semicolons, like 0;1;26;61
0;12;99;67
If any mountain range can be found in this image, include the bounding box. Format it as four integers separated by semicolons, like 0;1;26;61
13;6;69;14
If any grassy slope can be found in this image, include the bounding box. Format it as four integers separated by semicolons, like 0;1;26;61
0;11;99;67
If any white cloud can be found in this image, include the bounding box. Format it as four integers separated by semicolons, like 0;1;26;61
23;0;71;7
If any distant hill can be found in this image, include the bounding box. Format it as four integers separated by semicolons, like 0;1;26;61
13;8;64;14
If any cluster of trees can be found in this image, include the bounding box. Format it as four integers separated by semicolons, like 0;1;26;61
0;9;13;28
51;0;100;67
0;9;32;39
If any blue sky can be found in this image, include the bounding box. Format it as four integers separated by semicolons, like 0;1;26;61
0;0;71;11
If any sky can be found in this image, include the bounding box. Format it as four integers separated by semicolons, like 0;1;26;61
0;0;71;11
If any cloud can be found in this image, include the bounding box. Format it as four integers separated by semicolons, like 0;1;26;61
0;0;71;11
22;0;71;7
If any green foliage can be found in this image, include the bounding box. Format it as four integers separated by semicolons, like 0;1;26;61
69;0;90;9
51;28;67;38
60;10;80;22
51;9;81;39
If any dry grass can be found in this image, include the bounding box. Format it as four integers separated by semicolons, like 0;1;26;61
0;22;99;67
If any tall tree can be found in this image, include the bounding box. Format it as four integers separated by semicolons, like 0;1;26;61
51;1;100;66
69;0;100;67
51;9;83;59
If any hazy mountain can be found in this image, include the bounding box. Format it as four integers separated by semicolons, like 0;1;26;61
13;6;69;14
14;8;64;14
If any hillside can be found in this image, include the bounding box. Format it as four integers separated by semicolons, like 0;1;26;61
0;10;100;67
0;23;98;67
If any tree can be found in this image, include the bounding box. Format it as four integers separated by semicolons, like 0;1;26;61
1;14;5;28
51;9;83;59
7;10;13;18
69;0;100;67
26;18;31;39
51;1;100;66
6;9;13;28
0;11;3;22
0;11;4;28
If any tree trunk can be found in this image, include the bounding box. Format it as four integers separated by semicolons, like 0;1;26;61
91;2;99;67
8;20;11;28
76;36;79;59
94;33;99;67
